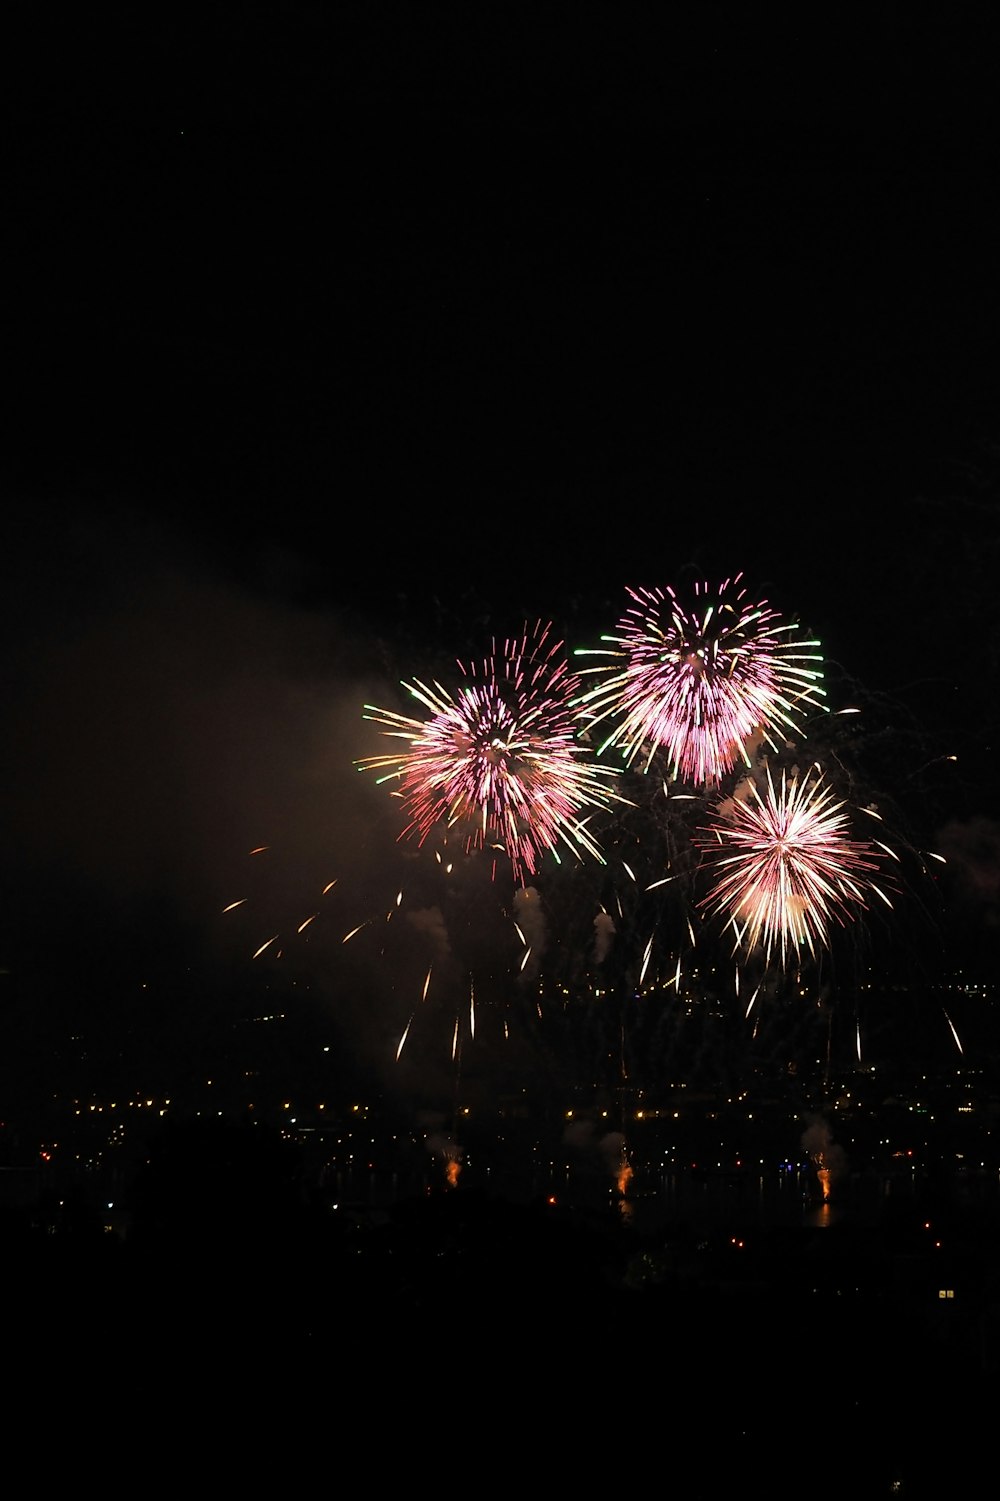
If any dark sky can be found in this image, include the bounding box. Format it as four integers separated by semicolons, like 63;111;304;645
4;8;1000;1095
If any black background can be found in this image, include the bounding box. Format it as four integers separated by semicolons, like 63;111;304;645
4;6;1000;1070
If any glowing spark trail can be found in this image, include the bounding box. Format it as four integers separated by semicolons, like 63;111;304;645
574;574;825;785
695;765;888;968
357;621;626;885
943;1009;964;1055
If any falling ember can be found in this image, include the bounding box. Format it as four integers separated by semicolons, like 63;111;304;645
222;899;247;913
395;1015;413;1060
396;970;433;1061
253;935;279;959
943;1008;964;1054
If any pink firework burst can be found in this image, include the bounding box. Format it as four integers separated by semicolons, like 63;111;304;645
574;574;825;785
356;621;626;885
694;764;892;967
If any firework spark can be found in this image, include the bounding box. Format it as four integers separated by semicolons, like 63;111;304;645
695;764;889;967
356;621;627;885
574;574;826;785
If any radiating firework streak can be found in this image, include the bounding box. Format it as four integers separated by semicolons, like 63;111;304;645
573;574;826;785
356;620;628;885
695;765;891;968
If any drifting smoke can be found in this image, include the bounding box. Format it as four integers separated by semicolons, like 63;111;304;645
598;1128;628;1175
935;815;1000;925
561;1118;631;1193
513;885;547;981
405;905;452;957
592;910;616;965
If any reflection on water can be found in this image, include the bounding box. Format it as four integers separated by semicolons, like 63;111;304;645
600;1165;839;1234
607;1162;1000;1235
326;1153;1000;1237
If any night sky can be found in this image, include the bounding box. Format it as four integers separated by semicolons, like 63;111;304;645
4;9;1000;1102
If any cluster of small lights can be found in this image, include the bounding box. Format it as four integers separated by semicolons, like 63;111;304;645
75;1097;170;1116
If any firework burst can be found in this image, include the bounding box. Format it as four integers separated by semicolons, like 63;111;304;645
573;574;826;785
694;763;892;969
355;621;627;886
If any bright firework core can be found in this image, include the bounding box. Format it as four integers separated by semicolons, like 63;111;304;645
695;764;890;968
356;621;627;885
573;574;826;786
